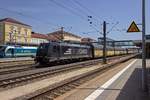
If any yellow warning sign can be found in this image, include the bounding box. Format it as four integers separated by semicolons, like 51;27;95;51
127;21;140;32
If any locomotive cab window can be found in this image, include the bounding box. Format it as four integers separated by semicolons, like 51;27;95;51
53;45;57;52
7;48;14;53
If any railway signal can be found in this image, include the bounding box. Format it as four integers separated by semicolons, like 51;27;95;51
127;21;140;32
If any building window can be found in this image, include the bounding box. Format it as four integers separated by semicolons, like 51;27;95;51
25;38;27;43
24;29;27;36
9;33;13;42
18;36;21;43
10;26;14;33
13;26;17;35
10;26;18;35
18;27;21;35
0;24;2;31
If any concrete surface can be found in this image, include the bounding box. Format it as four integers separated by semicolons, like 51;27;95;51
56;59;150;100
0;57;33;62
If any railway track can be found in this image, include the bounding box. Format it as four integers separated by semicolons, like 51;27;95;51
0;55;125;76
0;58;105;90
0;60;34;69
0;57;33;63
0;54;137;92
28;54;137;100
0;60;35;75
0;65;35;75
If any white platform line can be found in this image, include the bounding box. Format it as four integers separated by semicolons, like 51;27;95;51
84;59;137;100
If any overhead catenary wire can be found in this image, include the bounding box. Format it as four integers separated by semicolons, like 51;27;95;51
49;0;122;42
107;22;119;34
0;7;60;28
48;0;87;20
89;25;103;35
72;0;102;23
69;0;103;31
64;0;90;17
82;31;99;34
48;0;103;35
71;0;122;35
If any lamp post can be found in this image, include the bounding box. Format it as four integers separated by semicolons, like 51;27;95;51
9;32;12;44
61;27;64;41
142;0;147;91
14;30;17;46
103;21;107;64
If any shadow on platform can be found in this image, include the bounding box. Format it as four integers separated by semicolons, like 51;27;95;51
116;68;150;100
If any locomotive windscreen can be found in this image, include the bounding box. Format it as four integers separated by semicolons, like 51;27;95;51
37;43;49;57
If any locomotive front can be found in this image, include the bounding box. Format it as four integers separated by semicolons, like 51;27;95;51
0;46;6;58
35;43;49;64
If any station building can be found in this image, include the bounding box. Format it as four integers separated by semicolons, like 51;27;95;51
0;18;60;46
31;32;59;45
81;37;96;43
47;28;82;42
31;32;49;45
0;18;32;45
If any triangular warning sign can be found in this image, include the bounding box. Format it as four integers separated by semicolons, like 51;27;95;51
127;21;140;32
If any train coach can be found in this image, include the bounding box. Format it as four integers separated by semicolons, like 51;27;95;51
0;45;37;58
91;43;128;58
35;41;138;64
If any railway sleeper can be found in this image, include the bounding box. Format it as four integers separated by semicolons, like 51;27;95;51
71;82;80;86
0;80;15;86
52;91;62;96
48;92;60;98
57;89;67;94
15;78;21;81
67;84;77;88
31;75;37;78
43;95;54;100
20;77;26;80
56;87;69;93
26;76;32;79
1;81;9;85
63;86;72;91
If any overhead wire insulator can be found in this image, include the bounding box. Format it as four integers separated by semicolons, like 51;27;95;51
88;16;92;18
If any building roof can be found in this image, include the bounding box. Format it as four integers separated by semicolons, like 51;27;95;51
47;31;82;40
31;32;58;41
81;37;96;43
98;37;115;41
0;18;31;27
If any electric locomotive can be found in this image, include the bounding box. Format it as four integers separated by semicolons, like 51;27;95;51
35;42;93;64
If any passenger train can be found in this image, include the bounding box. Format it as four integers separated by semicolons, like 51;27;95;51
0;45;37;58
35;42;139;64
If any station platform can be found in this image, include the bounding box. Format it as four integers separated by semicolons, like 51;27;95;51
56;59;150;100
0;57;33;63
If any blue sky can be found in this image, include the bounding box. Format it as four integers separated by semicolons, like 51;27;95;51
0;0;149;40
